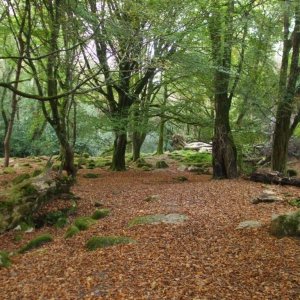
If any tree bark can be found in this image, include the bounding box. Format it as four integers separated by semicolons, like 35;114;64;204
272;1;300;173
157;119;165;155
132;131;146;161
111;132;127;171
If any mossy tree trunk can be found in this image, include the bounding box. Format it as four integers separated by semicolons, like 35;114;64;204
111;131;127;171
272;1;300;174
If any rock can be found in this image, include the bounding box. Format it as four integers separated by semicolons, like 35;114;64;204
144;195;159;202
173;176;188;182
270;210;300;237
251;190;283;204
184;142;212;153
236;220;262;229
177;165;188;172
129;213;188;227
155;160;169;169
187;166;203;173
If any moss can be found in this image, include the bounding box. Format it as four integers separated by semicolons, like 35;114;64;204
44;211;68;228
87;159;96;169
18;234;53;254
91;208;110;220
289;198;300;207
83;173;100;179
64;225;80;238
12;173;31;185
128;215;162;227
0;251;11;268
170;150;212;167
3;167;16;174
32;169;43;177
287;169;298;177
74;216;96;230
22;163;31;167
155;160;169;169
86;236;135;250
270;211;300;237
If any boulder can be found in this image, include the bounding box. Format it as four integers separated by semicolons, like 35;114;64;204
251;190;283;204
155;160;169;169
236;220;262;229
270;210;300;237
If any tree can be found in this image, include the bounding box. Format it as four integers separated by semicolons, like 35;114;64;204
272;0;300;173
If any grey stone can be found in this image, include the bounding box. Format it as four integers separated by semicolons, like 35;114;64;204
236;220;262;229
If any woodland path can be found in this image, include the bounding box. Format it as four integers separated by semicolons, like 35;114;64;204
0;160;300;299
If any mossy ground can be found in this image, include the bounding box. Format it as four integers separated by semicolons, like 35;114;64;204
86;236;135;250
64;225;80;238
74;216;96;230
169;150;212;167
0;251;11;268
91;209;110;220
18;234;53;254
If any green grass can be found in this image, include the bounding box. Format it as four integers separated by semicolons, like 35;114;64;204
86;236;135;250
0;251;11;268
18;234;53;254
74;216;96;230
91;208;110;220
64;225;80;238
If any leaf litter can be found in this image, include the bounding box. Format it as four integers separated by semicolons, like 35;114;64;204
0;163;300;299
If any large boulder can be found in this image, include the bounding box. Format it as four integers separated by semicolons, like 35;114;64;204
0;172;73;233
270;210;300;237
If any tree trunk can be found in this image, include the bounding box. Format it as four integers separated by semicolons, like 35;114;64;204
132;131;146;162
272;2;300;173
157;119;165;155
213;93;237;179
111;132;127;171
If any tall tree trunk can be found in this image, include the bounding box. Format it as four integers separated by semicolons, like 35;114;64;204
213;92;237;178
132;131;146;161
111;132;127;171
272;1;300;173
157;119;165;155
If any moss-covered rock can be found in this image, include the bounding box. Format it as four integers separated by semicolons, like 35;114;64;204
129;213;188;227
270;210;300;237
86;236;135;250
0;251;11;268
155;160;169;169
64;225;80;239
18;234;53;254
74;216;96;230
91;209;110;220
289;198;300;207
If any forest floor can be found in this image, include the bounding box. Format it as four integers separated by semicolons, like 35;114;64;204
0;155;300;300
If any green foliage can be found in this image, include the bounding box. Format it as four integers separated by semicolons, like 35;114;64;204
64;225;80;239
86;236;134;250
91;208;110;220
18;234;53;254
0;251;11;268
74;216;96;231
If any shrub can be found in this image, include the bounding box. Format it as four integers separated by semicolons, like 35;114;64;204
86;236;134;250
18;234;53;254
91;209;110;220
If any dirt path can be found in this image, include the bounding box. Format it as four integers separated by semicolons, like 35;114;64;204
0;163;300;299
